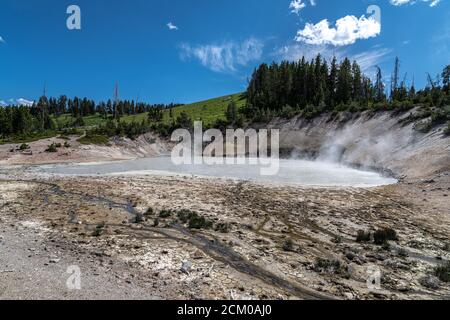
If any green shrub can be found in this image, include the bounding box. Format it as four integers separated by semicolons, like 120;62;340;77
188;214;213;230
314;258;350;278
444;122;450;136
159;210;172;218
373;228;398;245
19;143;30;150
45;143;58;153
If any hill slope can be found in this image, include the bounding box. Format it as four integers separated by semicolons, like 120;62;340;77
53;93;246;128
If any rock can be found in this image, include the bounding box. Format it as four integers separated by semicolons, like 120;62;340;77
181;261;193;275
344;292;354;300
192;250;205;260
396;283;411;292
419;276;440;290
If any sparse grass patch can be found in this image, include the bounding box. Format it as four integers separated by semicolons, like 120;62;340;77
214;222;231;233
77;134;109;145
314;258;350;278
332;235;343;244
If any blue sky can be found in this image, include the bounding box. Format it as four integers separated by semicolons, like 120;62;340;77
0;0;449;105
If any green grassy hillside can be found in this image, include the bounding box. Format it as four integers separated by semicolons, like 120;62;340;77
56;92;246;127
1;93;246;145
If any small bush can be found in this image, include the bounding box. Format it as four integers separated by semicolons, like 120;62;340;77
332;236;343;244
434;261;450;283
64;141;71;148
92;223;105;237
444;123;450;136
356;230;372;243
45;143;58;153
373;228;398;245
314;258;350;278
282;239;295;252
159;210;172;219
19;143;30;151
188;214;213;230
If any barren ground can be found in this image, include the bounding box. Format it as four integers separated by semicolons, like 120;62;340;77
1;167;449;299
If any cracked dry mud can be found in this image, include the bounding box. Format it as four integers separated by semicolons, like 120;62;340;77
1;169;449;300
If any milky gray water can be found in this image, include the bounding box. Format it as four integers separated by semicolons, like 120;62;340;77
31;157;397;187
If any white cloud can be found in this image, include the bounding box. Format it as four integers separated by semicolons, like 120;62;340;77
289;0;306;15
295;14;381;46
180;38;264;73
289;0;316;15
167;22;178;30
0;36;5;43
390;0;441;7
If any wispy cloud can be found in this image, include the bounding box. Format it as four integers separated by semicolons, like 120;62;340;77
289;0;316;15
167;22;178;30
390;0;441;7
289;0;306;15
299;0;442;8
0;98;35;106
276;44;391;72
0;36;5;43
179;38;264;73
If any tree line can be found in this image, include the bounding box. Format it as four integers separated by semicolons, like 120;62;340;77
0;97;181;139
244;55;450;121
